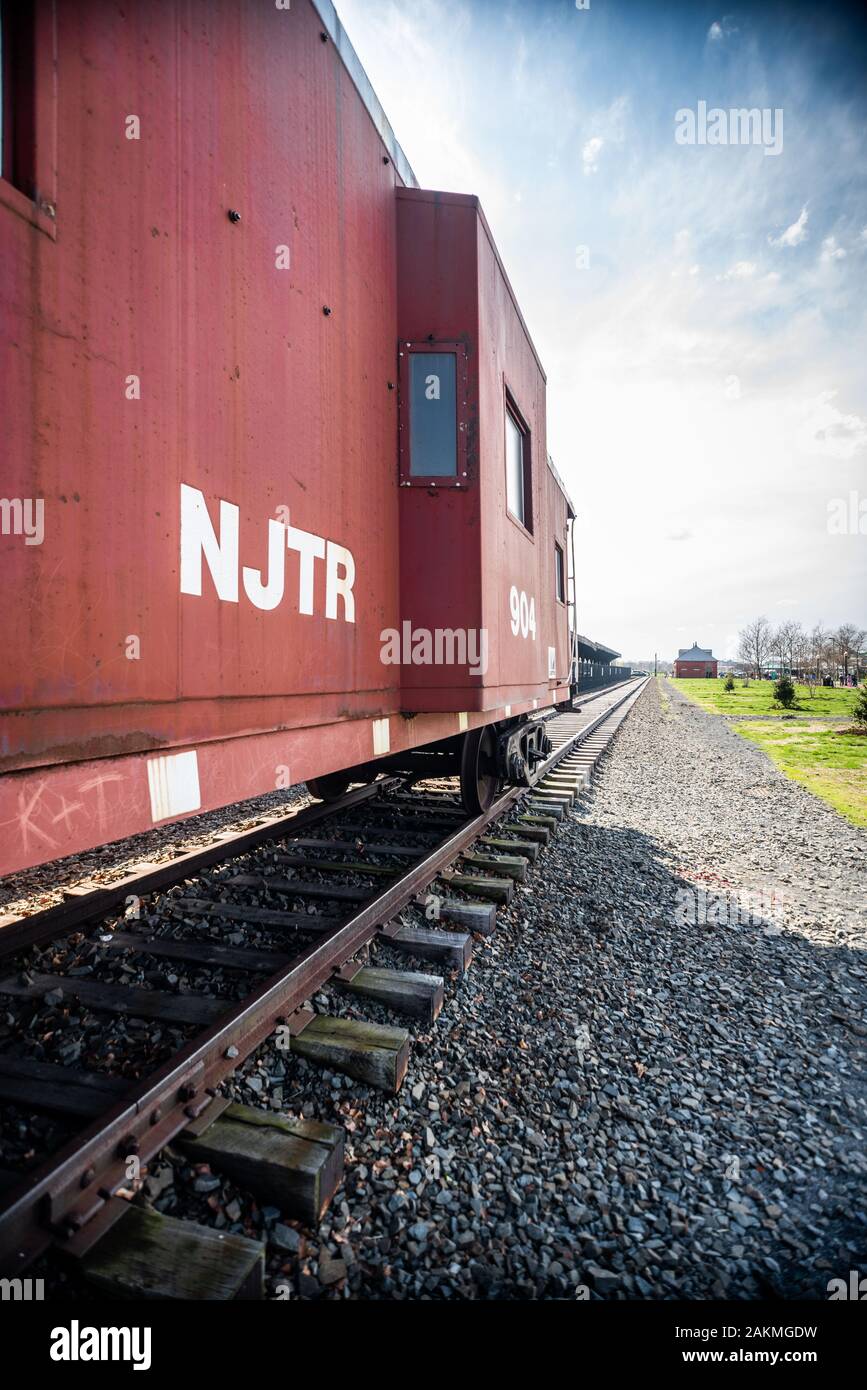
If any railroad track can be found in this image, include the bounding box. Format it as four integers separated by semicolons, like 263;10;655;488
0;678;646;1294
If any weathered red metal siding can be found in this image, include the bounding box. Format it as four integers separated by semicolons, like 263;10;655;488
543;464;572;692
396;188;569;712
0;1;572;875
396;190;482;709
476;202;556;709
2;0;404;776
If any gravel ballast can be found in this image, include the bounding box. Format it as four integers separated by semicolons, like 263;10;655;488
246;675;865;1300
13;677;867;1299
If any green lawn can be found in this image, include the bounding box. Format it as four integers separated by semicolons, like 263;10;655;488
668;677;859;718
735;720;867;829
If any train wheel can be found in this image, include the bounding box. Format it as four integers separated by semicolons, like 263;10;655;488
459;726;500;815
305;772;352;802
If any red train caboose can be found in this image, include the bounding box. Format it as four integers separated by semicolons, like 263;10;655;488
0;0;577;877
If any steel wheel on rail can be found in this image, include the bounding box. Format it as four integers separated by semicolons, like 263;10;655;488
305;772;352;802
459;726;500;815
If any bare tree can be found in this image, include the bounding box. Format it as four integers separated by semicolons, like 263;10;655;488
832;624;867;683
768;624;786;675
777;620;805;676
805;624;829;696
736;618;864;687
737;616;770;678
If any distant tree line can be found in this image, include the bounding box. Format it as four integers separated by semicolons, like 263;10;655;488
736;618;866;683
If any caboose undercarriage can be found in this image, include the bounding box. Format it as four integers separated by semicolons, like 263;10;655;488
306;715;553;815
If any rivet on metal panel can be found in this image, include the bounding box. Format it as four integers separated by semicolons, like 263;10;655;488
387;382;395;390
383;156;390;165
227;209;241;223
323;306;332;316
320;31;328;42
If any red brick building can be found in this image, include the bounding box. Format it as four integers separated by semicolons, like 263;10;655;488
674;642;718;678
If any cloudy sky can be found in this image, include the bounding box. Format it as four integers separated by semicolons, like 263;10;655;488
337;0;867;662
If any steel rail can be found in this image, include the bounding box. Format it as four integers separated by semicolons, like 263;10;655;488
0;678;647;1273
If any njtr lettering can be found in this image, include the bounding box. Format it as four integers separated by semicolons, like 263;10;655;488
180;484;355;621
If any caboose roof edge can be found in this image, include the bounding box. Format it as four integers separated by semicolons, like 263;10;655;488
313;0;419;190
396;187;547;385
546;453;576;518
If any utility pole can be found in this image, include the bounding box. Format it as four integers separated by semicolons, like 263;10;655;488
654;651;657;676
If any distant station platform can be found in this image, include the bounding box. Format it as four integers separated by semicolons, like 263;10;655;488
575;635;632;692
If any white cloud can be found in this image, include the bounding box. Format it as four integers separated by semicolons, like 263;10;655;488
722;261;758;279
795;390;867;459
769;205;809;247
335;0;867;659
820;234;846;262
708;17;739;42
582;95;629;175
582;136;604;175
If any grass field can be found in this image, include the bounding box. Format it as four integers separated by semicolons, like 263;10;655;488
668;677;859;718
735;720;867;829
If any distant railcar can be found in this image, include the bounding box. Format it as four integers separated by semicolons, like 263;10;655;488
0;0;576;877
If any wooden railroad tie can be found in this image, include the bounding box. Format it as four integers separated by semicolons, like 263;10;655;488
290;1014;410;1094
459;851;527;882
532;788;574;807
515;816;553;840
0;1054;129;1119
478;835;540;862
172;897;341;933
283;837;425;860
525;801;565;822
0;972;228;1028
380;921;473;974
272;855;400;878
437;872;513;905
229;874;369;903
80;1204;264;1301
416;895;498;936
335;965;444;1025
178;1102;344;1226
105;930;291;974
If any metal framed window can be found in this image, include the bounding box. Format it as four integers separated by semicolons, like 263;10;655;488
554;542;565;602
398;341;469;488
505;392;532;533
0;0;56;239
1;1;36;195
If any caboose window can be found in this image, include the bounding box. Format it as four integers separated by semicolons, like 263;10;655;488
555;542;565;602
0;0;37;198
409;352;457;476
505;399;531;531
